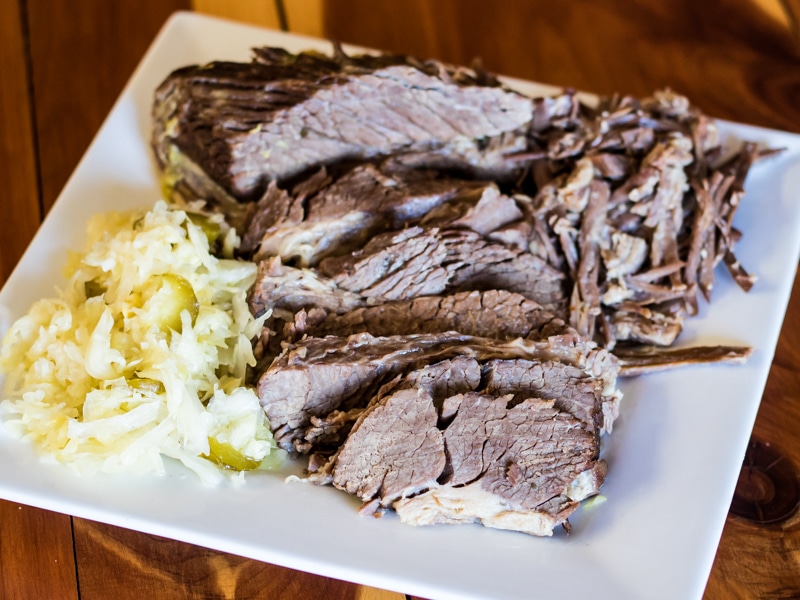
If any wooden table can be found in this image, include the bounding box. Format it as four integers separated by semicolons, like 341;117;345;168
2;1;800;597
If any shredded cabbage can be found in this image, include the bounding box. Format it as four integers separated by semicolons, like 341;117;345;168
0;201;279;485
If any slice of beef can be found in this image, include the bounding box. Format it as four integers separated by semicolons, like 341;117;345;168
247;267;576;371
434;393;601;518
246;255;366;373
308;352;610;481
325;380;604;536
420;184;524;236
481;358;604;433
330;387;447;506
152;46;533;206
241;163;488;265
258;331;486;454
302;357;482;456
400;356;483;406
318;226;567;313
247;256;364;319
307;290;572;341
259;331;620;455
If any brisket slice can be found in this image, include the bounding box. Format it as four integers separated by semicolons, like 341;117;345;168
302;357;482;459
307;290;572;341
330;387;447;507
318;226;567;314
259;332;489;454
481;358;604;434
152;46;532;205
246;266;571;373
420;183;524;236
315;359;605;536
302;357;610;469
240;163;488;265
247;256;364;319
258;332;620;455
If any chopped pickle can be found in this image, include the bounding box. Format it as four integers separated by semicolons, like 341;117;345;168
84;279;106;298
204;437;261;471
127;377;165;395
140;274;199;333
185;212;222;246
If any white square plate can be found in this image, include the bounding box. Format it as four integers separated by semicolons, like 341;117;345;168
2;12;800;600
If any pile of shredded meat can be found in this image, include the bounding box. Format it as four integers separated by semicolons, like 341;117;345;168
516;89;764;353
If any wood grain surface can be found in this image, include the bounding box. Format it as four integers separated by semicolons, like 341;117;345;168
1;1;800;598
0;502;77;600
72;519;376;600
0;0;41;283
193;0;281;31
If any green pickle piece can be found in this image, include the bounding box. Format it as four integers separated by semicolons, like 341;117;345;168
205;437;261;471
84;279;106;298
141;274;199;333
127;377;165;395
185;213;222;246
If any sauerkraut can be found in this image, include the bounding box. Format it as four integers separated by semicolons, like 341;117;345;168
0;201;279;485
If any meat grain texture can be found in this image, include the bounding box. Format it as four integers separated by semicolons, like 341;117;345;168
152;45;762;535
